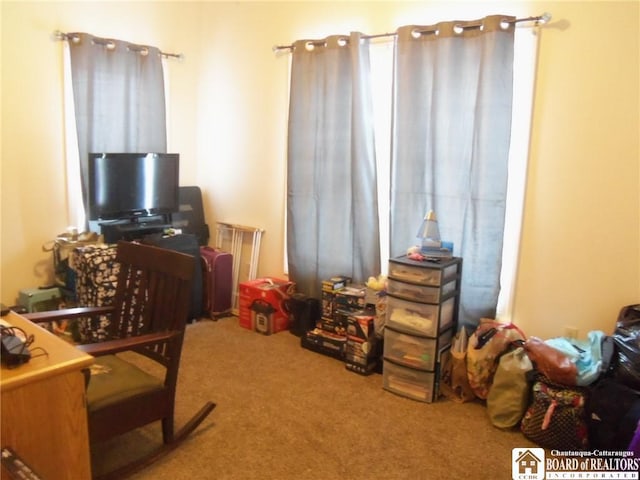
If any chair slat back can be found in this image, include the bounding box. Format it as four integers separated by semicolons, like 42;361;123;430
109;241;195;341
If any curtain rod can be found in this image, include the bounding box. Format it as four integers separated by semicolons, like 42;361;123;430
52;30;183;60
272;12;552;52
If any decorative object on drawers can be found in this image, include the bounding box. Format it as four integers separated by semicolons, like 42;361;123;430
383;255;462;403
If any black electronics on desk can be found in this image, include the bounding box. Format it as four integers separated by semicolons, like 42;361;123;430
87;152;179;243
88;153;180;222
100;217;171;243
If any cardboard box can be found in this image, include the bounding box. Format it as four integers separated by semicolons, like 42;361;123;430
346;311;376;341
345;335;381;375
321;290;336;320
365;287;381;307
322;275;352;293
239;278;295;334
335;285;366;311
301;328;346;360
318;308;349;335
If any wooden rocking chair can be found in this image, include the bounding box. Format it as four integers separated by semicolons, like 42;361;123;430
25;240;215;480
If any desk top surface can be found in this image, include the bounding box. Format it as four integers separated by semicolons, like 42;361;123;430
0;311;94;392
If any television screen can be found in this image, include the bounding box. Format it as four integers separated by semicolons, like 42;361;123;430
88;153;180;221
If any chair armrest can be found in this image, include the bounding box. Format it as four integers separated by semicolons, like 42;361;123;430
23;306;114;324
78;330;179;357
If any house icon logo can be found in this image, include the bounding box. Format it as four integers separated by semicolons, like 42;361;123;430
512;448;545;480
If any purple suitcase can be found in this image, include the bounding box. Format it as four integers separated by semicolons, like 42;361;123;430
200;246;233;317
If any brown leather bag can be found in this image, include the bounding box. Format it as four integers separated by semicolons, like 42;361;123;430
523;336;577;386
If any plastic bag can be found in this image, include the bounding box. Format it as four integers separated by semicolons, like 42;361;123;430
486;347;533;429
613;304;640;390
441;327;476;403
466;319;526;399
587;377;640;450
525;331;610;387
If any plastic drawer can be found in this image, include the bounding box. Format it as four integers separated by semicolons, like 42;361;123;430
387;277;456;304
386;296;455;337
388;261;459;287
383;360;437;403
384;327;452;371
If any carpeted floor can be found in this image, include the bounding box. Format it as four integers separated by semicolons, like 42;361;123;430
91;316;536;479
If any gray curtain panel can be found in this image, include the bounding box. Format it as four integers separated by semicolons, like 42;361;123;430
287;32;381;297
390;15;515;328
68;32;167;217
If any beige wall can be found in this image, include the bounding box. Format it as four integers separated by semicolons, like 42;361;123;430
2;1;638;339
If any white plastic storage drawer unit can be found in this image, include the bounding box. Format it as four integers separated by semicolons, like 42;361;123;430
387;277;456;304
382;352;449;403
386;295;455;337
382;255;461;403
383;326;453;371
387;257;459;287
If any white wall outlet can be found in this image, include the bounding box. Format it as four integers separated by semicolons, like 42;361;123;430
564;326;579;339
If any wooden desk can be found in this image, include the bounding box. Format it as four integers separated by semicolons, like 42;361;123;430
1;311;94;479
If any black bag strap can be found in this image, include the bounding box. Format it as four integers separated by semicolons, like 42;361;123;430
599;335;616;375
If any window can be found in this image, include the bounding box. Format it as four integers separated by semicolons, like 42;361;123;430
366;27;538;320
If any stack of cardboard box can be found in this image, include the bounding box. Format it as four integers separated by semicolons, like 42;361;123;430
301;276;381;374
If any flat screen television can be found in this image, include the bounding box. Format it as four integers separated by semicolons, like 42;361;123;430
88;153;180;221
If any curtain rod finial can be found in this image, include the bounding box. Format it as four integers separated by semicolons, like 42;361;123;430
541;12;552;24
272;44;293;55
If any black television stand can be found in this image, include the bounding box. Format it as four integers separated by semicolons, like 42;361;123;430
100;216;171;243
